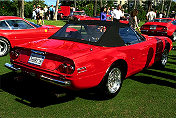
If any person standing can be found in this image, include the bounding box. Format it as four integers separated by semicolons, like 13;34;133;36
107;7;111;15
44;6;48;20
49;5;54;20
111;4;124;22
130;9;139;30
146;8;156;21
35;5;40;25
100;7;107;21
39;7;44;25
32;5;36;20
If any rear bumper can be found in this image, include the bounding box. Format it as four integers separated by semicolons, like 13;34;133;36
5;62;103;89
4;63;71;87
141;30;167;36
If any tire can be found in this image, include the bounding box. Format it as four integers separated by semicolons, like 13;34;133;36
156;49;169;68
171;31;176;42
0;37;10;57
100;67;123;99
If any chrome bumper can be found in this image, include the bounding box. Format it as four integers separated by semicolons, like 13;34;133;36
4;63;71;87
40;75;71;86
5;63;21;71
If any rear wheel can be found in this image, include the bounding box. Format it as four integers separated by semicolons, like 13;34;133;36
155;49;169;68
100;67;123;99
0;37;10;57
160;49;169;67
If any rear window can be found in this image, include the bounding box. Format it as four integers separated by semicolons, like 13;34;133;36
149;19;171;23
51;24;106;43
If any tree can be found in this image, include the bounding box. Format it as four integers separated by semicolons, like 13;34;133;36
74;0;76;9
94;0;97;16
100;0;103;8
53;0;59;21
18;0;24;18
166;0;172;17
161;0;165;13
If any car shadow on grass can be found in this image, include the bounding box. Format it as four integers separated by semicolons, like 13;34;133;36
129;69;176;89
0;72;109;107
0;72;77;108
129;75;176;89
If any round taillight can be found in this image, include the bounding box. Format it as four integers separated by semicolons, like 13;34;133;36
10;51;19;60
58;63;75;74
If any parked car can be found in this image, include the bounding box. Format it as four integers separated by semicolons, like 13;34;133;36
140;18;176;41
0;16;61;57
5;20;172;98
69;11;96;21
70;13;129;24
58;6;71;19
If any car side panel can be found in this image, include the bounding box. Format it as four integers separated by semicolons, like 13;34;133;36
71;37;169;89
167;23;176;36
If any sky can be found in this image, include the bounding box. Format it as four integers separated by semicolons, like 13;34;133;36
25;0;57;6
44;0;57;6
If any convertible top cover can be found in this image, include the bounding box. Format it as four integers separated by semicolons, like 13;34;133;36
50;20;129;47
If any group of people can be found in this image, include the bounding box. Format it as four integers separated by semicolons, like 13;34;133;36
100;5;124;22
100;5;139;30
32;5;55;25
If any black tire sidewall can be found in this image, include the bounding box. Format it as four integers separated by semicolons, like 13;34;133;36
99;66;123;99
0;37;10;57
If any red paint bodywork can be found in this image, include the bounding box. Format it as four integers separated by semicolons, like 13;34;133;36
58;6;71;18
140;18;176;37
10;34;172;90
0;16;60;48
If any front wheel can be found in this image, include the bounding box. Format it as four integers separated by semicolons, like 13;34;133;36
0;37;10;57
100;67;123;99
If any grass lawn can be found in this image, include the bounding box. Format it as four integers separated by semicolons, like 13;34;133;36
0;21;175;118
26;18;67;26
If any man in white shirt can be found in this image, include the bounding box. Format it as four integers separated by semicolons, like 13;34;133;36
146;8;156;21
111;4;124;22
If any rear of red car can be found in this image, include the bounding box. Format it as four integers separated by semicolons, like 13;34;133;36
8;46;77;88
140;18;176;39
141;23;168;36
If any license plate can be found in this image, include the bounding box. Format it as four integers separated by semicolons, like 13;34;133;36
28;53;45;66
150;26;156;30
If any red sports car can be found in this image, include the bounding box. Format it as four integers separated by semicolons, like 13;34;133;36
70;13;129;24
0;16;60;57
69;11;99;21
5;20;172;98
140;18;176;41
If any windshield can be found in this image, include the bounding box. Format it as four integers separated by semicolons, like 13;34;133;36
50;24;106;43
73;12;85;16
149;19;171;23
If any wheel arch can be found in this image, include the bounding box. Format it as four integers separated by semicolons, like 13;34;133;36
107;59;128;79
165;39;171;52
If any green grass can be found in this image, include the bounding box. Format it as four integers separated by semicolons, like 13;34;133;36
0;21;176;118
26;18;67;26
